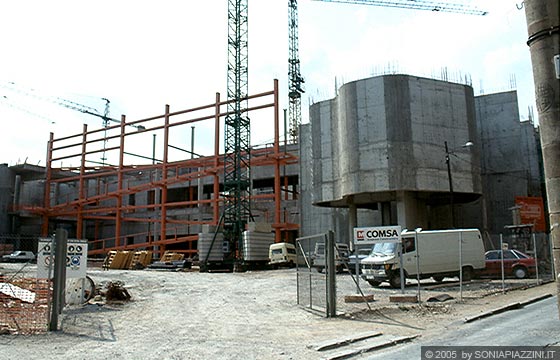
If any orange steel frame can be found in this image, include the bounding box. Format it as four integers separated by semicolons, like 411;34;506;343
40;79;298;257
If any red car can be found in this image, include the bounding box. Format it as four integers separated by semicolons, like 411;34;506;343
477;249;536;279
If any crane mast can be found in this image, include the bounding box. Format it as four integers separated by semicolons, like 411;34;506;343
224;0;251;267
288;0;305;144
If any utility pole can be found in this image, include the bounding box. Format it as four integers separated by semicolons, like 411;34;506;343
523;0;560;315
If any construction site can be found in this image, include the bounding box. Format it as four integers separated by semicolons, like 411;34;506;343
0;0;552;269
1;2;559;352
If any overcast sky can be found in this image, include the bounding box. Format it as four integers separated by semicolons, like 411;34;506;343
0;0;534;167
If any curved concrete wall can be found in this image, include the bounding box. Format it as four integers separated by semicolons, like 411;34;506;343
308;74;481;206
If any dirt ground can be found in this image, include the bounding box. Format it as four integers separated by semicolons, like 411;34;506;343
0;262;557;360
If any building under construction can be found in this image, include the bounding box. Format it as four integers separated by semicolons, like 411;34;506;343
1;75;548;262
5;80;299;262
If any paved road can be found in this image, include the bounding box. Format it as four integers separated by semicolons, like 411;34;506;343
365;296;560;359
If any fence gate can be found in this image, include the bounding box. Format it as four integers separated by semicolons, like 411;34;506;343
296;230;336;317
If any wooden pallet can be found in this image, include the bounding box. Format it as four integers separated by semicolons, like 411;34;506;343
160;251;184;262
129;251;153;269
103;251;133;270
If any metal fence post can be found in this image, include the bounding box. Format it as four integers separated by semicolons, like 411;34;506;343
533;233;539;284
326;230;336;318
459;231;463;302
550;233;555;280
49;228;67;331
414;228;421;303
500;233;505;293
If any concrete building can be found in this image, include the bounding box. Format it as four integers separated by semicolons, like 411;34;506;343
300;74;483;245
299;75;545;249
473;90;543;246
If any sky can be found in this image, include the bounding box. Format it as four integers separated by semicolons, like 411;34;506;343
0;0;535;167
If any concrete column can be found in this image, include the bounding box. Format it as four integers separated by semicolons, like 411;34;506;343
523;0;560;315
381;202;392;226
348;202;357;251
396;191;416;229
11;175;21;233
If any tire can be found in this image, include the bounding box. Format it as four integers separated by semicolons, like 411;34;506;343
367;280;381;287
461;266;473;282
433;276;444;283
84;275;96;302
513;266;528;279
389;274;402;288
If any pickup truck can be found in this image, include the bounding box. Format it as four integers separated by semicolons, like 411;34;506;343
1;251;36;263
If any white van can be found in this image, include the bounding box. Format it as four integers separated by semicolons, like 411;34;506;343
312;242;349;273
361;229;485;288
269;242;298;268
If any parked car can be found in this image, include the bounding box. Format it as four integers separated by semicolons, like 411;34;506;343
476;249;536;279
1;251;36;263
348;248;371;274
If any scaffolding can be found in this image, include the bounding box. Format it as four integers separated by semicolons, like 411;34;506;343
32;80;298;258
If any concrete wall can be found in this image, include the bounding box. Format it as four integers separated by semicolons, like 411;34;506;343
474;91;544;238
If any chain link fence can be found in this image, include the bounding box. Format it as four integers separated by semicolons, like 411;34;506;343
0;235;52;334
486;230;554;281
296;232;329;316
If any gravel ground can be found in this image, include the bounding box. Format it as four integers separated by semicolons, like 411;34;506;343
0;262;556;360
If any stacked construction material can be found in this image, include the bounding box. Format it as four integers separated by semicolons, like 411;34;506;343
198;226;224;262
129;251;153;269
147;251;191;270
104;250;153;270
159;251;184;262
103;251;133;270
242;222;275;262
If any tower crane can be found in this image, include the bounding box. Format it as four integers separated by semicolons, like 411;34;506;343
0;82;143;164
287;0;488;142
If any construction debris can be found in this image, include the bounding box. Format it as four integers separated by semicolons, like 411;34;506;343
105;281;131;302
88;281;131;305
0;282;36;303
